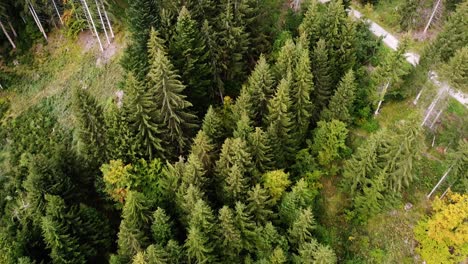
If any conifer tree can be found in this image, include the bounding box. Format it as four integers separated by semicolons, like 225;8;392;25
321;70;357;124
296;240;337;264
232;86;255;124
132;244;168;264
382;118;425;191
234;202;258;253
190;130;215;171
188;199;217;239
105;104;137;163
288;207;316;248
422;1;468;64
343;131;384;195
116;191;152;262
247;184;274;225
185;226;215;264
311;120;349;168
73;88;107;167
217;1;249;92
201;20;224;101
399;0;420;31
181;153;207;191
269;247;288;264
170;7;212;113
124;73;165;160
202;106;227;146
178;184;205;223
122;0;161;78
245;55;275;124
299;0;322;47
247;127;274;173
275;38;297;79
440;47;468;93
224;164;248;204
147;29;198;151
353;171;386;219
215;137;253;194
233;112;254;140
279;179;315;226
218;206;243;261
312;39;334;110
266;78;295;168
151;208;173;246
292;46;314;141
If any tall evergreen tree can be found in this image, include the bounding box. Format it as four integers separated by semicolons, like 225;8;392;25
147;29;198;151
233;112;254;140
73;88;107;167
170;6;213;114
247;127;274;173
321;70;357;124
234;202;258;253
202;106;227;147
124;73;165;160
266;78;295;168
440;46;468;93
218;206;243;261
311;120;349;168
246;184;274;225
245;55;275;125
116;191;152;262
288;207;316;248
151;207;174;246
190;130;215;171
312;39;334;111
275;38;297;80
201;20;224;101
353;170;386;219
122;0;161;78
292;46;314;142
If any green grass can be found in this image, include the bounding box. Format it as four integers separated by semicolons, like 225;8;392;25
1;31;125;128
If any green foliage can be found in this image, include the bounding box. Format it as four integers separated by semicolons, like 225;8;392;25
262;170;291;203
321;70;357;124
440;46;468;93
399;0;421;31
147;29;198;152
312;39;334;110
311;120;349;168
151;207;174;245
288;207;316;248
247;184;274;225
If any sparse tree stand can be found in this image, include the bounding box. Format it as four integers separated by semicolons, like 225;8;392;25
81;0;103;51
0;19;15;49
423;0;443;35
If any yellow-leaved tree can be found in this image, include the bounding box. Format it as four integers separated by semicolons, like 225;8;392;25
414;192;468;264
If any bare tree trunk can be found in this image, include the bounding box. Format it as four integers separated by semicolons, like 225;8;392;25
0;20;16;49
423;0;442;35
427;165;453;199
429;109;443;129
7;20;17;37
421;88;445;127
374;81;390;115
81;0;104;51
29;2;48;41
51;0;64;25
413;87;424;105
95;0;110;45
100;0;114;38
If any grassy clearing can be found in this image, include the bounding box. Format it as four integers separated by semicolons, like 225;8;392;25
1;30;125;128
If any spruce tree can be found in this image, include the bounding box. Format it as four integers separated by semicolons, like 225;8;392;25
147;29;198;152
312;39;334;111
202;106;227;146
132;244;168;264
224;164;248;204
151;208;174;246
185;226;215;264
353;170;386;219
266;78;295;168
217;1;249;93
170;7;212;114
247;127;274;173
190;130;215;171
288;208;316;248
382;118;425;192
105;103;137;163
124;73;165;160
275;38;297;80
321;70;357;124
116;191;152;262
233;112;254;141
245;55;275;124
441;47;468;93
269;247;288;264
299;0;322;47
218;206;243;261
292;46;314;141
234;202;258;253
73;88;107;167
247;184;274;225
311;120;349;168
201;20;224;101
296;240;337;264
279;179;315;226
122;0;161;78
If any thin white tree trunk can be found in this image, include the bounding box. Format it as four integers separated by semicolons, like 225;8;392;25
413;87;424;105
95;0;110;45
7;20;17;37
29;3;48;41
100;0;114;38
374;81;390;115
421;88;445;127
427;165;453;199
51;0;64;25
423;0;442;34
429;109;443;129
82;0;104;51
0;20;16;49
